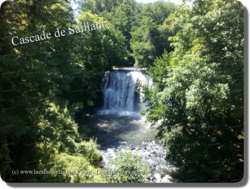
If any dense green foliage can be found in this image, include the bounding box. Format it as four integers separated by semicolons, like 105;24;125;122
78;0;178;67
105;150;151;183
143;0;244;182
0;0;126;182
130;1;177;67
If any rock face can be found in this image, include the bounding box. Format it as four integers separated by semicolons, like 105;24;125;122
99;140;178;183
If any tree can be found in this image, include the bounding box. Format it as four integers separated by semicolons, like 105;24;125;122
141;1;176;25
144;0;244;182
100;3;139;65
130;1;177;68
0;0;112;182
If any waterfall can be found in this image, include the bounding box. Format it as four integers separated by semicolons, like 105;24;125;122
98;69;151;116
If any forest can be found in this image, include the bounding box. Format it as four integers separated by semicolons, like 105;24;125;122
0;0;244;183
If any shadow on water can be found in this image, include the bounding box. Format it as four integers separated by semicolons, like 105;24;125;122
76;113;158;150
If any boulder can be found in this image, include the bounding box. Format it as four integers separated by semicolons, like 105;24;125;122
154;173;161;182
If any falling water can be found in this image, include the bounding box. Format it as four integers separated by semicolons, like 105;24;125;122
98;69;151;116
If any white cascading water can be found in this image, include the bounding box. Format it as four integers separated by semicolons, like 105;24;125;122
98;70;151;116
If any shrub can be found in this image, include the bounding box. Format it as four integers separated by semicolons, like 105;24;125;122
105;149;151;183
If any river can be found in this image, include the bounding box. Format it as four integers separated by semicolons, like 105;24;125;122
76;68;177;183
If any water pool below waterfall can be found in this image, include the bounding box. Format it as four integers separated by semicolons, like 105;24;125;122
79;114;157;150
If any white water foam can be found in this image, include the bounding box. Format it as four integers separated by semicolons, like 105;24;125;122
98;70;152;116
